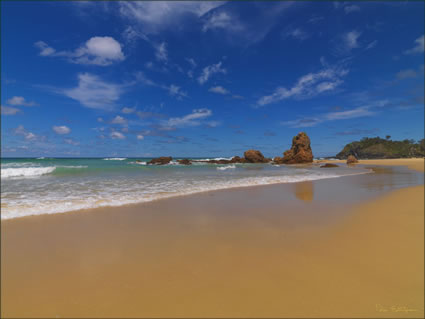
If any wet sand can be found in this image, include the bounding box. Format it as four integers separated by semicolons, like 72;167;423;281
1;159;424;318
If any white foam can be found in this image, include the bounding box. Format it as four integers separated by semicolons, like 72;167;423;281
1;166;56;178
217;165;236;170
1;169;372;220
102;158;127;161
129;161;147;165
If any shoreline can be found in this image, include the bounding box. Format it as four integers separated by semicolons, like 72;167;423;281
2;158;423;222
1;159;424;317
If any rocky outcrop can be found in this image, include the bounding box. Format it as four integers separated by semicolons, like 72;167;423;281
281;132;314;164
346;155;358;165
177;159;192;165
147;156;172;165
272;156;285;164
320;163;339;168
230;156;246;163
243;150;270;163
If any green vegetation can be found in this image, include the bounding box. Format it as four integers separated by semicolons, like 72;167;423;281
336;137;425;159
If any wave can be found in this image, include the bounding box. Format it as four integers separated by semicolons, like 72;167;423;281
217;165;236;170
1;169;373;219
1;166;56;178
1;166;87;179
129;161;147;165
102;158;127;161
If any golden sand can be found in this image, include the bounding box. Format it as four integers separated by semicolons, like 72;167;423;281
1;159;424;318
320;158;425;172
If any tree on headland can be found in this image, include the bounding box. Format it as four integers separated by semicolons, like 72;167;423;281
336;136;425;159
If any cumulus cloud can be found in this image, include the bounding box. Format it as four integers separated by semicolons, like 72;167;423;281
122;107;136;114
198;61;227;85
342;30;362;52
208;86;229;95
110;131;126;139
164;108;212;128
137;134;144;140
6;96;37;106
257;66;349;106
63;73;123;111
404;35;424;55
52;125;71;135
1;106;21;115
35;36;125;66
111;115;127;125
14;125;37;140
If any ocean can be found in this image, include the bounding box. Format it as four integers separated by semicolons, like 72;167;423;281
1;157;372;220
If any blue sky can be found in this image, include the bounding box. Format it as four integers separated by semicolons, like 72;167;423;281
1;1;424;158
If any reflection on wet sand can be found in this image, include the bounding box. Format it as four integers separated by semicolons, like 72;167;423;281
294;181;314;202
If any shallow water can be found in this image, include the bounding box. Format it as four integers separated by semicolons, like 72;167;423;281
1;157;377;219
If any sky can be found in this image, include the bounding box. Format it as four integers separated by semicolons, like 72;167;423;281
1;1;424;158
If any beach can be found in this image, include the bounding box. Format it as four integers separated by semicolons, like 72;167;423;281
1;158;424;318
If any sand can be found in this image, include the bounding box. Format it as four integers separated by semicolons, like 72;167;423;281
1;159;424;318
321;158;425;172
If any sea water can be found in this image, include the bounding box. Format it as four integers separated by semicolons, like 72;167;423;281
1;157;372;219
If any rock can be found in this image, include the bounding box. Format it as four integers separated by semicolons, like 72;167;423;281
230;156;246;163
272;156;285;164
177;159;192;165
281;132;314;164
147;156;172;165
320;163;339;168
347;155;358;165
243;150;270;163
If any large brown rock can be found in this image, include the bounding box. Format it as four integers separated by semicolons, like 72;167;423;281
147;156;172;165
244;150;270;163
177;159;191;165
281;132;314;164
347;155;358;165
272;156;285;164
320;163;339;168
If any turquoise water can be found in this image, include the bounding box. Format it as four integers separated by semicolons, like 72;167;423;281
1;157;372;219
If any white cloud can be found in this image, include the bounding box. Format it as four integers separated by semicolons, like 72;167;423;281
155;42;168;62
63;73;122;110
198;61;227;85
111;115;127;125
202;11;243;33
282;27;309;41
64;138;80;146
396;69;417;80
281;101;388;128
137;134;144;140
119;1;225;34
404;35;425;55
6;96;37;106
365;40;378;50
343;30;362;51
14;125;37;140
208;86;229;95
1;106;21;115
164;108;212;128
35;36;125;66
186;58;197;68
110;131;126;139
168;84;187;98
122;107;136;114
52;125;71;135
97;117;104;122
344;5;360;14
257;66;349;106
